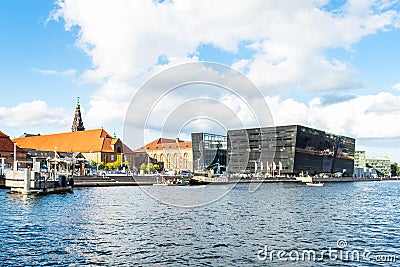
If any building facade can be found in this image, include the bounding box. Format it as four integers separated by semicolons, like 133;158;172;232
13;129;136;171
227;125;355;176
135;138;193;171
354;150;366;168
191;132;227;171
0;131;27;169
366;156;391;177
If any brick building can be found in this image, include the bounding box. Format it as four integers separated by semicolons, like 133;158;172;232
0;131;26;169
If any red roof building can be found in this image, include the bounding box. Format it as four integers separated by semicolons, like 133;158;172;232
0;131;27;169
13;129;137;169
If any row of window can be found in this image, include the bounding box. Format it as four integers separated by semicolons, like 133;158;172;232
153;153;190;169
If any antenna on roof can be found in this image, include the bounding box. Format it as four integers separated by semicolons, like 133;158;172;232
113;129;117;138
77;96;80;105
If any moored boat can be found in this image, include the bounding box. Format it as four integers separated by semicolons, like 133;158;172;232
190;174;229;185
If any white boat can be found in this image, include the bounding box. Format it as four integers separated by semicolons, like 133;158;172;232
306;182;324;187
190;174;229;185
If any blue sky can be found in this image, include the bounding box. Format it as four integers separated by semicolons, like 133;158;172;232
0;0;90;107
1;0;400;161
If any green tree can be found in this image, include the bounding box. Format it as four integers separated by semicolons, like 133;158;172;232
98;161;106;170
390;162;399;177
140;163;160;173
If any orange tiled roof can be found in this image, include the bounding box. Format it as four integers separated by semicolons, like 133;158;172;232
13;129;118;153
135;138;192;152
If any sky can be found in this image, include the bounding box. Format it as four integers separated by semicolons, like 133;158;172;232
1;0;400;161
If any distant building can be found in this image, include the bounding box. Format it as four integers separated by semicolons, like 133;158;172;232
366;156;391;177
354;150;366;168
0;131;27;169
353;167;378;178
227;125;355;176
13;129;136;170
135;138;193;171
71;97;85;132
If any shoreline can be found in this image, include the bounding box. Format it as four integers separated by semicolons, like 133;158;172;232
72;175;400;187
2;175;399;189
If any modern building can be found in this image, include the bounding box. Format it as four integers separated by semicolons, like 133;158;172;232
135;138;193;171
353;167;378;178
191;132;227;171
366;156;391;177
227;125;355;176
354;150;366;168
0;131;27;169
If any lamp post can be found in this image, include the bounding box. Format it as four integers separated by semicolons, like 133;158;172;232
13;142;17;171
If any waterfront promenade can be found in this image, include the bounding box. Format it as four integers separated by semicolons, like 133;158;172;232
72;175;400;187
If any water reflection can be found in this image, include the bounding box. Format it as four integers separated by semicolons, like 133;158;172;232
0;181;399;266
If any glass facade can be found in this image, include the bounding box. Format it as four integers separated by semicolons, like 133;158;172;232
294;126;355;175
227;126;295;173
227;125;355;175
191;133;227;171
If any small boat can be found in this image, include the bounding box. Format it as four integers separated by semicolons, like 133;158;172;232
190;175;229;185
153;177;190;186
152;182;189;186
306;182;324;187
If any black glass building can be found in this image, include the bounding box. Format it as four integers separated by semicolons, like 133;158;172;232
227;125;355;175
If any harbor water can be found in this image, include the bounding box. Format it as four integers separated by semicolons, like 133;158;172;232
0;181;399;266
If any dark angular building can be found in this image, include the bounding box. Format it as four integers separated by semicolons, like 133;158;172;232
227;125;355;176
191;132;227;171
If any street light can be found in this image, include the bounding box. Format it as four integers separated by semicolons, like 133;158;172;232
13;142;17;171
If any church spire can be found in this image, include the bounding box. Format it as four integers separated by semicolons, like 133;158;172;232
72;97;85;132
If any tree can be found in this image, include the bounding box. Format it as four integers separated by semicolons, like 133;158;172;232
98;161;106;170
390;162;399;177
140;163;160;173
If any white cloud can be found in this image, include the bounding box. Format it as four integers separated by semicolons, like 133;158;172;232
0;100;69;128
51;0;400;138
31;68;77;77
393;82;400;90
265;92;400;139
54;0;399;84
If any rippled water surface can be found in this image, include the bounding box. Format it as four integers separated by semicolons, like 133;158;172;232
1;181;399;266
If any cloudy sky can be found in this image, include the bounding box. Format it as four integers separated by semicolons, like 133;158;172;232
1;0;400;161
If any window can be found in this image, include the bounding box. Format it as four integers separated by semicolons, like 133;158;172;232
167;154;171;169
174;153;178;169
183;153;188;169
